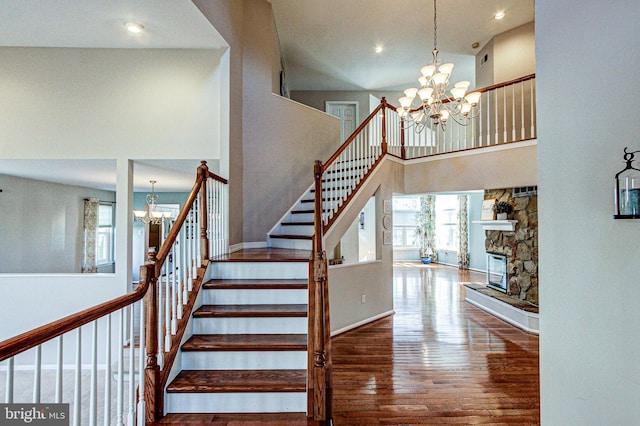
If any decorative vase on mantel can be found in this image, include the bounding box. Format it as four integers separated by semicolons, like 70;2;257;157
497;212;508;220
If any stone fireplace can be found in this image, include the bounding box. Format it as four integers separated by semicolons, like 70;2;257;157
484;188;538;305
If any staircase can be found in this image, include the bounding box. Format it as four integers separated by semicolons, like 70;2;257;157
161;248;311;420
269;158;371;251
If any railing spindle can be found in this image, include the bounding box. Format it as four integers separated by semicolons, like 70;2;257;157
103;315;111;426
127;305;135;426
90;321;98;426
56;335;63;404
5;357;14;403
33;345;41;403
137;299;146;426
73;328;81;426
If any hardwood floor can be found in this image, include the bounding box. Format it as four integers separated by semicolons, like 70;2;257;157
330;262;539;425
157;262;539;425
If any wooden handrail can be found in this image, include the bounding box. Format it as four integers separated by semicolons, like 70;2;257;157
0;275;151;363
322;103;384;174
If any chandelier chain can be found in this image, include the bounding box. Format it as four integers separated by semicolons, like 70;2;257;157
433;0;437;51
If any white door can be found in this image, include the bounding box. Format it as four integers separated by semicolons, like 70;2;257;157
326;101;358;142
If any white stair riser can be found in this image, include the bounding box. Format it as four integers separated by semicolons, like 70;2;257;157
211;262;308;279
278;224;314;235
203;289;307;305
165;391;306;414
269;238;312;251
181;350;307;370
193;317;307;335
288;213;314;223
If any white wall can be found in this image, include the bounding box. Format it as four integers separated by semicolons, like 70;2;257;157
537;1;640;424
0;46;227;335
0;174;116;273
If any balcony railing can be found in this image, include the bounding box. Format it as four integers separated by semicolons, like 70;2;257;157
387;74;536;159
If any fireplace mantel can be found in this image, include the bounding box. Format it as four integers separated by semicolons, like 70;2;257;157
472;220;518;231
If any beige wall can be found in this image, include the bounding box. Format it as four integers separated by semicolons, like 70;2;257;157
476;22;535;86
403;142;537;194
326;158;404;333
537;1;640;424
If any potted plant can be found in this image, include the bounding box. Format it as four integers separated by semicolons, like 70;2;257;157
415;195;437;263
493;200;513;220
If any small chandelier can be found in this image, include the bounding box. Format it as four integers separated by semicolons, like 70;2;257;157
133;180;172;225
397;0;481;132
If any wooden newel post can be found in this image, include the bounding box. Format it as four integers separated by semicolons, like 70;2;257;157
142;254;160;423
199;161;209;261
311;250;332;421
400;117;407;160
381;97;388;155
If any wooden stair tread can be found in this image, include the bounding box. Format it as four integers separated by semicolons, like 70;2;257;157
194;304;307;318
167;369;307;393
204;279;308;290
280;221;314;226
291;209;314;214
156;412;310;424
269;234;313;240
182;334;307;351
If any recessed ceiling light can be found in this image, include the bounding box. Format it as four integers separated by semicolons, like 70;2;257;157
125;22;144;33
494;12;506;20
375;45;384;54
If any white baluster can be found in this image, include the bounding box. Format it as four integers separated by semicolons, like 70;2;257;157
74;328;82;426
530;79;535;138
156;275;164;369
127;306;135;426
181;226;187;302
195;198;201;265
164;264;171;350
104;315;111;426
117;310;124;426
521;82;526;140
90;321;98;426
5;357;14;403
137;299;146;426
55;336;63;403
493;89;498;145
511;84;516;141
33;345;41;403
176;238;183;320
503;87;507;143
171;241;178;331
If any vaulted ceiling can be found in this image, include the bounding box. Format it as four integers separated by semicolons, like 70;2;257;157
271;0;534;91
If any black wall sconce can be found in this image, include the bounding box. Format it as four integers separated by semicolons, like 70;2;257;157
614;147;640;219
359;211;365;229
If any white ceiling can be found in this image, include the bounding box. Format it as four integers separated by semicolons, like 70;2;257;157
0;0;226;49
271;0;535;91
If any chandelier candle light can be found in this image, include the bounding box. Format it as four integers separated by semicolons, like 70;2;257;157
397;0;481;132
133;180;173;225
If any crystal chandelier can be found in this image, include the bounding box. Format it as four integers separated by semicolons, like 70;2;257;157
397;0;481;132
133;180;172;225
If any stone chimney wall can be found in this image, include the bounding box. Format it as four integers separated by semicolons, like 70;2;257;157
484;188;538;305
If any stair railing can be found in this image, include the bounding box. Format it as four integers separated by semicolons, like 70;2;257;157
308;74;537;421
0;161;228;425
388;74;537;159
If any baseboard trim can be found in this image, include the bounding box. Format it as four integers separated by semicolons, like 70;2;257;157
229;242;268;253
465;288;539;335
331;310;395;337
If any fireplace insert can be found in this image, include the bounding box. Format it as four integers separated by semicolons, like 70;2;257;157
487;252;507;293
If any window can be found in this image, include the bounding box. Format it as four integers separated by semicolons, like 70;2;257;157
435;195;459;251
97;203;115;265
392;195;420;248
